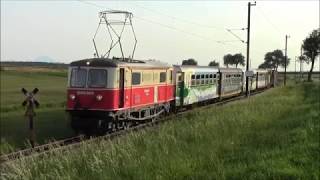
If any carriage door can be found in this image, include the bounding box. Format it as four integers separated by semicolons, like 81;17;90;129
175;72;184;107
119;68;125;108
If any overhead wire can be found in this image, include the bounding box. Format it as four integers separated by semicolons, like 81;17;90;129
226;29;246;43
256;6;284;36
127;2;226;31
79;0;272;65
78;0;108;10
77;0;244;49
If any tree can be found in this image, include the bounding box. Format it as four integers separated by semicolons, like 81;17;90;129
223;54;233;68
298;55;309;64
232;53;245;68
258;49;288;71
302;29;320;81
258;62;270;69
208;60;219;67
182;58;197;65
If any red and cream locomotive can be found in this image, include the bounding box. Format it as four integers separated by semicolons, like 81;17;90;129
66;58;175;133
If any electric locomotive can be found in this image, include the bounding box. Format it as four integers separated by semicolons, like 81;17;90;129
66;58;174;133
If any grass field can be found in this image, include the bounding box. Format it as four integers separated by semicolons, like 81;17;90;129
1;82;319;179
0;69;74;153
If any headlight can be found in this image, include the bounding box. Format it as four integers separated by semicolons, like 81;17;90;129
69;94;76;100
96;95;103;101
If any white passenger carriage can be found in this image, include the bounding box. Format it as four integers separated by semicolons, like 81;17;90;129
256;69;270;89
219;68;244;98
173;65;220;106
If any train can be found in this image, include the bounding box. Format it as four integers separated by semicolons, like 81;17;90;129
66;57;277;134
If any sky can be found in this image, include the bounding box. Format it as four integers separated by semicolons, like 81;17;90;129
1;0;319;71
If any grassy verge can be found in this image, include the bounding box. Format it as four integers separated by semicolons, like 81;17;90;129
1;82;319;179
0;108;75;153
0;69;74;153
0;70;67;112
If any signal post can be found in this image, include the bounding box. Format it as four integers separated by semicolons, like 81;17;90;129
22;88;40;148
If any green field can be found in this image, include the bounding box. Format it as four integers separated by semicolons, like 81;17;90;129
2;82;319;179
0;69;74;152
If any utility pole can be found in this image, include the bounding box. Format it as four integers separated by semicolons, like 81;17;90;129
295;56;297;83
284;35;290;86
300;45;303;81
246;1;256;96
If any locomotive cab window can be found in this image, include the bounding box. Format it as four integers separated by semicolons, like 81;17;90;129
88;69;107;88
160;72;166;83
70;68;87;88
132;72;141;85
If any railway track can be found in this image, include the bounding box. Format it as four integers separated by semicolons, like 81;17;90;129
0;90;265;164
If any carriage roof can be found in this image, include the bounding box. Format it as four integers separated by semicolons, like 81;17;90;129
253;69;269;73
70;58;171;68
218;67;243;73
174;65;219;73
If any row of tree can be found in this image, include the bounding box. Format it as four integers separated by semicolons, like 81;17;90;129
258;49;289;71
182;58;221;67
181;29;319;81
258;29;319;81
182;53;245;68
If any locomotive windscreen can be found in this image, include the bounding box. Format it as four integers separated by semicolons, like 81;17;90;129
70;68;107;88
88;69;107;88
70;69;87;87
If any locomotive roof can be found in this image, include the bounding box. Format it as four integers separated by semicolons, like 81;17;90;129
70;58;171;68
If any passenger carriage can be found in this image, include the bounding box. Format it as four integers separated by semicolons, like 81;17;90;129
173;65;220;107
269;69;278;87
250;70;257;91
66;58;174;132
256;69;270;89
219;68;244;98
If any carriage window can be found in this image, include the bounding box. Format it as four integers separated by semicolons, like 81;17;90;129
191;74;196;86
160;72;166;83
205;74;209;84
132;72;141;85
201;74;205;84
88;69;107;88
213;74;216;78
209;74;213;78
70;68;87;88
196;75;200;79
